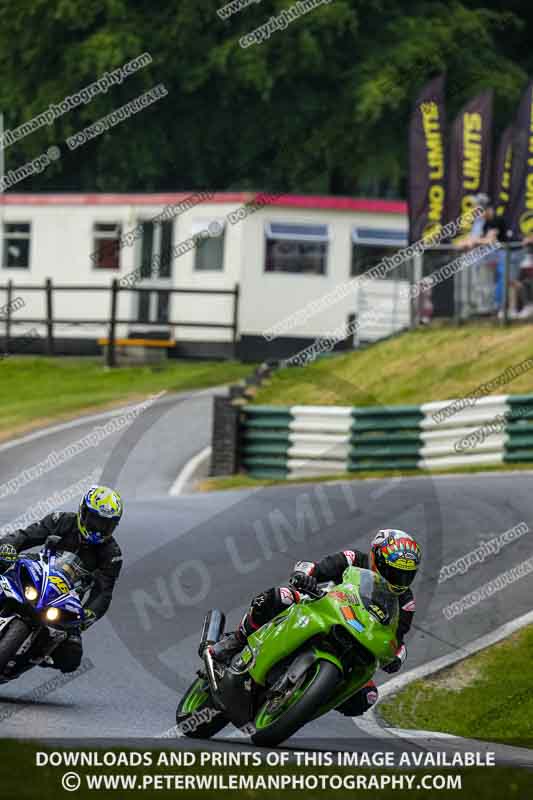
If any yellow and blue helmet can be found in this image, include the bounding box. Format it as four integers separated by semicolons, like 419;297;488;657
78;486;123;545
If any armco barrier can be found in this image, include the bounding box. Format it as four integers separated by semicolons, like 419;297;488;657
238;394;533;479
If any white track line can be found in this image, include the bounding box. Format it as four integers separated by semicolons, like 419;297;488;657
0;401;149;454
0;385;221;454
169;446;212;496
379;607;533;701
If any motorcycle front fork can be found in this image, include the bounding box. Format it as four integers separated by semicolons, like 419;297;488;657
0;617;68;668
30;626;69;664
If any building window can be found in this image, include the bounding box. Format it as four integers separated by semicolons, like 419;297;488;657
137;220;174;279
351;228;409;280
193;220;225;271
92;223;122;269
3;223;31;269
137;289;150;322
265;222;328;274
159;221;173;278
157;290;170;323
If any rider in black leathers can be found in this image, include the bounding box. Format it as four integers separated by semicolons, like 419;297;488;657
212;529;421;717
0;486;123;672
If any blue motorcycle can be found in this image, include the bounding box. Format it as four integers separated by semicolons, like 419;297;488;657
0;539;90;681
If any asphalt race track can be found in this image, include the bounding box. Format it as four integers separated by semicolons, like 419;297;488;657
1;389;533;756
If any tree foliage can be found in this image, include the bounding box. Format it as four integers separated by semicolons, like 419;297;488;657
0;0;529;195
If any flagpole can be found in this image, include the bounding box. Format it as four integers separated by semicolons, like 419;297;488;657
0;112;4;282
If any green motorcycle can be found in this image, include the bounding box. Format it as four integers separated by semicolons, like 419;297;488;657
176;566;399;747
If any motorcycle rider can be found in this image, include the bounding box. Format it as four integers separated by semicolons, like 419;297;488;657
212;529;421;718
0;485;123;673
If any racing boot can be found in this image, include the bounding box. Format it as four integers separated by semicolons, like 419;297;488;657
210;629;246;664
37;656;55;668
210;606;263;664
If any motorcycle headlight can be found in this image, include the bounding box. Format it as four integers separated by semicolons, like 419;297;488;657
24;585;38;602
45;608;60;621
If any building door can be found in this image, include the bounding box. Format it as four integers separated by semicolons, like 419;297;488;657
133;220;173;333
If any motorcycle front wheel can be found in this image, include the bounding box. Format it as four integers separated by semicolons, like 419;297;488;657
0;618;31;674
252;659;341;747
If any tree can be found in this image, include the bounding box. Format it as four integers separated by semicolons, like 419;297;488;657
0;0;527;196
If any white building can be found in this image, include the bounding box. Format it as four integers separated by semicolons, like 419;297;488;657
0;191;414;361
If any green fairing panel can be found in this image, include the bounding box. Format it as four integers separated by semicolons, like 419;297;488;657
247;567;399;690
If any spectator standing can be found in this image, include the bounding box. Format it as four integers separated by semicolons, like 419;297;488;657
459;194;514;317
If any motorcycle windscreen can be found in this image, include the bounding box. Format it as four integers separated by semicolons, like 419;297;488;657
338;567;399;662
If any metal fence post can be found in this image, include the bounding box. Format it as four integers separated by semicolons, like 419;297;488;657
466;251;473;319
4;279;12;356
45;277;54;355
346;312;358;349
232;283;240;359
453;259;461;326
107;279;119;368
501;244;510;326
412;252;423;329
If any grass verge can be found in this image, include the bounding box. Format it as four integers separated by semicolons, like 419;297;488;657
379;624;533;746
198;462;533;493
254;323;533;406
0;357;251;441
197;323;533;492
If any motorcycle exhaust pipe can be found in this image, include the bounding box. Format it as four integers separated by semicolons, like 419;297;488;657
198;609;225;657
204;647;220;695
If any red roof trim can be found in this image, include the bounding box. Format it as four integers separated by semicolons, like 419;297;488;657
0;192;407;214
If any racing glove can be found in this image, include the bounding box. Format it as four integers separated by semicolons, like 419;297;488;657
81;609;97;631
289;571;318;594
0;543;17;572
382;644;407;674
45;535;62;553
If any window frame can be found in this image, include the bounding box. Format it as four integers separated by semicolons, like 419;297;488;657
91;222;123;271
352;227;408;248
351;227;409;280
264;221;330;276
2;221;32;270
192;218;226;272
